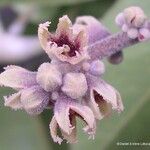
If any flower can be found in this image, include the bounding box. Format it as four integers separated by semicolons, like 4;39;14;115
38;16;89;65
0;60;123;143
0;65;50;115
49;94;96;144
115;6;150;41
1;6;149;144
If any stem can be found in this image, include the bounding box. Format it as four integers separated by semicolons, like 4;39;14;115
88;32;139;60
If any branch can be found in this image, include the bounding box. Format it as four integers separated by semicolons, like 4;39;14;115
88;31;139;60
88;22;150;60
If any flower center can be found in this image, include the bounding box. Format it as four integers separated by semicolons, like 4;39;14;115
54;35;80;57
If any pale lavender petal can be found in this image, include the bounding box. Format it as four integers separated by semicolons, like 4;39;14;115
4;92;23;110
61;115;77;143
0;65;37;90
21;85;50;115
49;115;77;144
54;95;96;136
87;74;123;119
49;116;63;145
38;21;51;52
56;15;73;39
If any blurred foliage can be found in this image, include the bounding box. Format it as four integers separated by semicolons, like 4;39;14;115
0;0;150;150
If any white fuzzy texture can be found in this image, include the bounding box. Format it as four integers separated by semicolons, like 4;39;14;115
62;73;88;99
4;92;22;110
36;63;62;92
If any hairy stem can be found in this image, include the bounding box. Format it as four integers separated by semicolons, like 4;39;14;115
88;32;139;60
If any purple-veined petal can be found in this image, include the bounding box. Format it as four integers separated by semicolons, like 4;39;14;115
4;91;23;110
21;85;50;115
0;65;37;90
36;63;62;92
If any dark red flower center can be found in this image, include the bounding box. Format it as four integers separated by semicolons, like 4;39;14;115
50;34;80;57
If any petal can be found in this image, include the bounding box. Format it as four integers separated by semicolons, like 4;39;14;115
115;89;124;112
56;15;73;39
54;96;72;134
92;90;112;118
38;21;51;51
4;92;23;110
75;29;88;50
61;114;77;143
36;63;62;92
74;16;110;44
21;86;50;115
54;95;96;137
49;115;77;144
49;116;63;145
87;75;123;119
0;65;37;90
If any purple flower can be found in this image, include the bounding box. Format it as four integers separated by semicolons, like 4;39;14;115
115;6;150;41
0;65;50;115
0;6;150;144
38;16;89;65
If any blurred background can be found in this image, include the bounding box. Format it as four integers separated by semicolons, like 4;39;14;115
0;0;150;150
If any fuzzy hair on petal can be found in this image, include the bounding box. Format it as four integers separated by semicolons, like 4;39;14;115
21;86;50;115
0;65;37;90
4;91;23;110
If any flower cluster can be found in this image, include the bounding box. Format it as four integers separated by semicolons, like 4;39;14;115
0;6;149;144
116;6;150;41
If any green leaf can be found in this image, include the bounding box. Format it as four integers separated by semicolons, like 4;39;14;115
0;0;94;7
0;88;51;150
72;0;150;150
